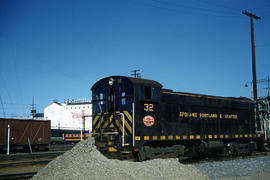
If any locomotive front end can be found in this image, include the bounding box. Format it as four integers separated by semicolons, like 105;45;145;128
91;76;135;159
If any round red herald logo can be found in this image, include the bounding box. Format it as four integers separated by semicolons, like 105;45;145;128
143;115;155;126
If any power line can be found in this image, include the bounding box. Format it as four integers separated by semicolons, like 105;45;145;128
159;0;239;14
0;96;6;118
146;0;242;18
12;50;24;105
3;102;30;106
0;71;13;104
194;0;241;13
256;44;270;48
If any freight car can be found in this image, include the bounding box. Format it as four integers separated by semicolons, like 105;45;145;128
51;129;90;143
0;118;50;153
91;76;267;161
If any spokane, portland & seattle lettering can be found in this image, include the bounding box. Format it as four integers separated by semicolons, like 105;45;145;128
179;112;238;119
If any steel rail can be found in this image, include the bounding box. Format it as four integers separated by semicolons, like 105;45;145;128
0;160;51;168
0;151;64;161
0;171;37;180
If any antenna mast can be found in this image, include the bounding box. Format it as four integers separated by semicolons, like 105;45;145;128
131;70;141;78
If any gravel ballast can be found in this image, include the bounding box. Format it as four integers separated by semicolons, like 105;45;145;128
32;138;209;180
194;155;270;180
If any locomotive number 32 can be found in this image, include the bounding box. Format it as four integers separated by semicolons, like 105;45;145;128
144;103;154;111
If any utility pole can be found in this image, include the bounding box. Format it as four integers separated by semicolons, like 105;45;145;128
242;10;261;100
31;96;36;119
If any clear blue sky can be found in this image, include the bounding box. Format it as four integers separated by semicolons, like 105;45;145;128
0;0;270;117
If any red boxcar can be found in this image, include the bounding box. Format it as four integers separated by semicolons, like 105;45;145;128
0;118;51;153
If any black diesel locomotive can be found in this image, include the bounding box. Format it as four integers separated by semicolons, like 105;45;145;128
91;76;263;161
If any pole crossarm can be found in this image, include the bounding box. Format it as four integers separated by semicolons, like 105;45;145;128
242;11;261;20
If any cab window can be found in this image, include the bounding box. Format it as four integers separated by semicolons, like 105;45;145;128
140;85;160;100
121;92;126;105
145;86;152;99
92;90;105;113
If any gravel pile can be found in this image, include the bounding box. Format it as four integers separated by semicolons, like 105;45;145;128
194;155;270;180
32;137;209;180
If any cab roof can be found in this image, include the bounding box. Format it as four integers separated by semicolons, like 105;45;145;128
91;76;163;90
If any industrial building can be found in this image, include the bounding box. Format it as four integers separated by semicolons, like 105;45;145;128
44;99;92;132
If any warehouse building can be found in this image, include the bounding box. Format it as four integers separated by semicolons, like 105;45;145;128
44;99;92;132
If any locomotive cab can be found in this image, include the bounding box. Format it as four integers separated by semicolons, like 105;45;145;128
91;76;162;159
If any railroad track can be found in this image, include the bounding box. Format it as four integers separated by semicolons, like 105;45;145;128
0;151;65;180
0;160;52;168
0;171;37;180
49;143;76;151
182;148;270;165
0;143;75;179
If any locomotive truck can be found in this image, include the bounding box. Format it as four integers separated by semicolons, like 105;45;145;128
91;76;267;161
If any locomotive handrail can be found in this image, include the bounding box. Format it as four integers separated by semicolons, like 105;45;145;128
116;112;129;147
263;117;269;141
100;132;119;135
117;112;126;147
132;103;135;147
